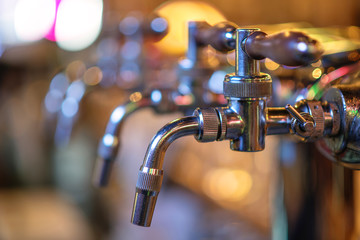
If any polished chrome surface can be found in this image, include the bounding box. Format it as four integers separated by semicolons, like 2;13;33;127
94;94;152;186
235;29;260;76
230;99;266;151
283;100;340;142
321;83;360;168
142;116;199;169
95;21;233;187
224;28;272;151
285;104;314;132
95;21;234;186
186;21;201;64
266;107;292;135
193;108;221;142
130;25;337;229
223;74;272;98
131;116;199;226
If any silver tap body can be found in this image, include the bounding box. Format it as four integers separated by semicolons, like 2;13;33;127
224;29;272;151
130;26;327;227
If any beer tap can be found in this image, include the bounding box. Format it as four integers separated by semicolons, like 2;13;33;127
41;13;170;150
93;21;237;186
130;25;339;227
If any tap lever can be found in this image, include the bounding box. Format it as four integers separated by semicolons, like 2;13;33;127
245;31;324;66
285;104;314;132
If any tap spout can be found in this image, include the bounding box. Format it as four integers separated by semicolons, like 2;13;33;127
131;116;199;227
94;93;152;187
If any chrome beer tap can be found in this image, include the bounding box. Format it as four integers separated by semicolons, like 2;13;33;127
130;26;341;227
93;21;237;186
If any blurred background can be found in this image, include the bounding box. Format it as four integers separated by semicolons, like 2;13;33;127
0;0;359;239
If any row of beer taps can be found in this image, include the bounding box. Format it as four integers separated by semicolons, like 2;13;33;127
44;14;360;229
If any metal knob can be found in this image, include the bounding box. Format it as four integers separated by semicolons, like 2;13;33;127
245;31;324;66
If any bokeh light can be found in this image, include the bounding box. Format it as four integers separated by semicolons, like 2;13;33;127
83;67;103;86
154;0;226;55
311;68;322;79
264;59;280;71
202;168;253;202
14;0;56;42
55;0;103;51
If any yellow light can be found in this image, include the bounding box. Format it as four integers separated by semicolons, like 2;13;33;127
154;0;226;55
226;51;235;66
264;59;279;71
65;60;86;82
347;26;360;40
312;68;322;79
83;66;103;86
129;92;142;102
202;168;252;202
348;51;360;62
311;60;322;68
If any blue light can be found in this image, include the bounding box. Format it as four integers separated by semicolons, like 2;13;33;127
103;133;115;147
61;97;78;118
151;90;162;103
150;17;167;33
295;94;305;102
44;89;63;113
50;73;68;93
119;16;140;36
67;80;85;101
297;42;307;52
179;58;194;69
208;70;226;94
121;41;141;60
110;106;125;123
225;32;233;39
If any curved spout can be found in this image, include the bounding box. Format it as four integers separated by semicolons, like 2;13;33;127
131;116;199;227
94;93;152;187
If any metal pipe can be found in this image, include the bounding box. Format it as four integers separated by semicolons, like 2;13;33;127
94;94;152;186
266;107;292;135
235;29;260;76
131;116;199;227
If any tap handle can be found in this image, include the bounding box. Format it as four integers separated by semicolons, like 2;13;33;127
195;21;238;52
245;31;324;66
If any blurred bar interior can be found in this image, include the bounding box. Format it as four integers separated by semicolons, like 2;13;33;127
0;0;360;239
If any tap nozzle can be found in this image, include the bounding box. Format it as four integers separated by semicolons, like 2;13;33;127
131;167;163;227
131;116;199;226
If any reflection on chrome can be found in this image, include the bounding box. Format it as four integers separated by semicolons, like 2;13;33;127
93;21;235;188
54;79;85;146
94;93;152;186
